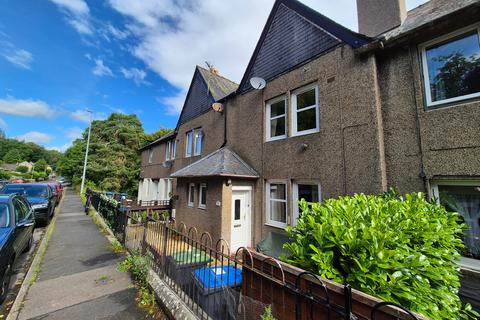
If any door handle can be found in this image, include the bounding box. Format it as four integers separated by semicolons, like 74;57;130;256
234;224;241;228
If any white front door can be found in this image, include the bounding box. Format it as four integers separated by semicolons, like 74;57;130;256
230;189;251;252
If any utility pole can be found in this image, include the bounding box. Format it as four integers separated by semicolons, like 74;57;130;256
80;110;93;194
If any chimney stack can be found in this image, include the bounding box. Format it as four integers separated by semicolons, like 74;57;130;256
356;0;406;37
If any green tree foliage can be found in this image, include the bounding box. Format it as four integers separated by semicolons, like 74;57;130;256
3;149;22;163
57;113;171;196
142;127;173;146
34;158;48;172
283;191;478;320
16;165;29;173
0;137;60;166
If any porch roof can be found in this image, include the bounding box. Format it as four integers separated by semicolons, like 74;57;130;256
170;147;259;179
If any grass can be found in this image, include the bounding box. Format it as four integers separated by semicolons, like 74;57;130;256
109;239;125;253
30;216;57;285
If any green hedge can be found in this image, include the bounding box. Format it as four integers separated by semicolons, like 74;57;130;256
283;191;478;320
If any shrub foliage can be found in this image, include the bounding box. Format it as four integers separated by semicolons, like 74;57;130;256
283;191;477;320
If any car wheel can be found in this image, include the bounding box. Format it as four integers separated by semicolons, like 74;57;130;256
0;260;12;304
23;234;34;253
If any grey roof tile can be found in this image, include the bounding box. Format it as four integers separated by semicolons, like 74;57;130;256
170;147;258;178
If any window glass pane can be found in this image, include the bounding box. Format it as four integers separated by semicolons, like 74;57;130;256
438;185;480;258
0;204;9;227
297;108;317;132
200;186;207;206
234;199;241;220
296;89;316;110
149;149;153;163
166;142;170;160
270;183;286;200
270;100;285;117
172;141;176;159
270;117;286;137
188;185;195;204
270;201;286;223
13;199;25;222
426;32;480;103
298;184;319;203
194;130;203;155
186;132;193;156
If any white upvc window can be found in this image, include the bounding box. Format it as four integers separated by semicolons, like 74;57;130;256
187;183;195;207
266;180;288;228
198;183;207;209
266;96;287;141
186;131;193;157
291;84;320;136
166;140;176;161
293;181;321;226
420;24;480;108
148;149;154;164
186;129;202;157
194;130;203;156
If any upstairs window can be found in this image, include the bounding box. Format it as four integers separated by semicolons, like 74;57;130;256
166;140;176;161
292;84;319;136
266;96;287;141
148;149;154;164
186;131;193;157
421;25;480;108
186;128;203;157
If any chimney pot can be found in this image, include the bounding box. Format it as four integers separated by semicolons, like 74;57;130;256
357;0;406;37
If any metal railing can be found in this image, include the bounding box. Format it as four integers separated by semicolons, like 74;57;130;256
122;212;421;320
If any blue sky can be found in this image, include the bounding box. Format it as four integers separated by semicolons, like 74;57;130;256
0;0;427;151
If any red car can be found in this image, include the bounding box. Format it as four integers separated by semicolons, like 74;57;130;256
11;179;24;184
47;183;63;203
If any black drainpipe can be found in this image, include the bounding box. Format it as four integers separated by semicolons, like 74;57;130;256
220;99;227;148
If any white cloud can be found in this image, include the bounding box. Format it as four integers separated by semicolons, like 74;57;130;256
93;59;113;77
65;127;84;140
70;109;106;123
120;67;149;85
3;49;33;70
0;117;6;129
48;0;93;35
48;143;72;153
16;131;53;144
0;97;56;118
106;24;130;40
157;93;186;116
109;0;428;114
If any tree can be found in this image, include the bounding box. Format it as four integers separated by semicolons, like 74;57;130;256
34;158;48;172
3;149;22;163
57;113;170;196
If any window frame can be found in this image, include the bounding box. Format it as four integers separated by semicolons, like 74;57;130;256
292;181;321;226
187;183;195;207
198;183;207;209
265;180;288;228
194;129;203;156
186;131;193;157
291;84;320;137
166;140;176;161
265;95;287;142
148;149;154;164
419;23;480;108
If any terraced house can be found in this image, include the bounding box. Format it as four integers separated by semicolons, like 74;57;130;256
138;0;480;270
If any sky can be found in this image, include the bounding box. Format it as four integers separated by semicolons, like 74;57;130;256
0;0;428;152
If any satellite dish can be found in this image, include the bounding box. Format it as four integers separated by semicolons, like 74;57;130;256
250;77;266;90
212;102;224;113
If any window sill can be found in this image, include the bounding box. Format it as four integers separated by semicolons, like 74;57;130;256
425;95;480;111
198;205;206;210
265;135;287;143
265;221;287;229
291;128;320;138
187;204;194;208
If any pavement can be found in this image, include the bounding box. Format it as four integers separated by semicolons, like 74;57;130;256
17;189;152;320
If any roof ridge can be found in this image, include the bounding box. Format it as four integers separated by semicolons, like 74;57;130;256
197;65;239;86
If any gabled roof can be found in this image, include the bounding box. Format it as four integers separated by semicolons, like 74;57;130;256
237;0;371;92
170;147;259;178
176;66;238;128
382;0;480;42
139;131;176;152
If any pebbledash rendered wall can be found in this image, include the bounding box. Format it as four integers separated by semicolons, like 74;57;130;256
225;45;388;244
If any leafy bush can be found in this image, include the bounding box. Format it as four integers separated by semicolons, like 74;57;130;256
117;251;149;286
0;171;11;179
283;191;478;320
16;165;29;173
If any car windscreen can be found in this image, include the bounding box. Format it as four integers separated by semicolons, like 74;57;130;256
0;204;9;227
1;185;48;198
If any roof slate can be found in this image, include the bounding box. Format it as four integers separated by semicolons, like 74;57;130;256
382;0;480;41
170;147;259;178
197;66;238;101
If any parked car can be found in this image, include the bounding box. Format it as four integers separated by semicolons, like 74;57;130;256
0;194;35;303
47;184;60;207
11;180;24;184
0;184;55;226
49;183;63;201
0;181;9;189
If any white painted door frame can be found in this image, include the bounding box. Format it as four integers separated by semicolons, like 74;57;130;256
230;186;252;251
